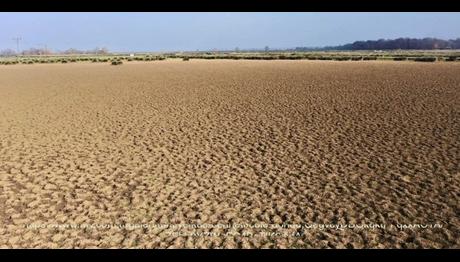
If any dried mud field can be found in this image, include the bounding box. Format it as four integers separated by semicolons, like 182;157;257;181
0;60;459;248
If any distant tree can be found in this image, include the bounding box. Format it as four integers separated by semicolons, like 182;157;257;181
264;46;269;52
64;48;85;54
90;47;109;55
99;47;109;54
21;48;40;55
0;49;16;56
19;48;52;56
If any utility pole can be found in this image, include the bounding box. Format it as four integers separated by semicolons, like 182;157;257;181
12;37;22;55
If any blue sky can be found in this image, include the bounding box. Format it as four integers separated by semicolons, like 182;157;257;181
1;12;460;52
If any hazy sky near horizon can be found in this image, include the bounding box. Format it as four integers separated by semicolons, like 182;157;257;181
1;12;460;52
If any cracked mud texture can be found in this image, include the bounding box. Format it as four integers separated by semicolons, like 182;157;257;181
0;60;459;248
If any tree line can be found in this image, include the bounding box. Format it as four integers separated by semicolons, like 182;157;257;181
295;38;460;51
0;47;109;57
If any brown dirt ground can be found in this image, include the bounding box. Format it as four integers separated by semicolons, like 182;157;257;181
0;60;459;248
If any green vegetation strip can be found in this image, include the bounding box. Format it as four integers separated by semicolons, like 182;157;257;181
1;53;459;65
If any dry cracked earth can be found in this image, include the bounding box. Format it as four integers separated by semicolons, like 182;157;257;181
0;60;459;248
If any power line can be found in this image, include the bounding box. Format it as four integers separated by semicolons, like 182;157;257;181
12;36;22;54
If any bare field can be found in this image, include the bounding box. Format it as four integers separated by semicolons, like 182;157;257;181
0;60;459;248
